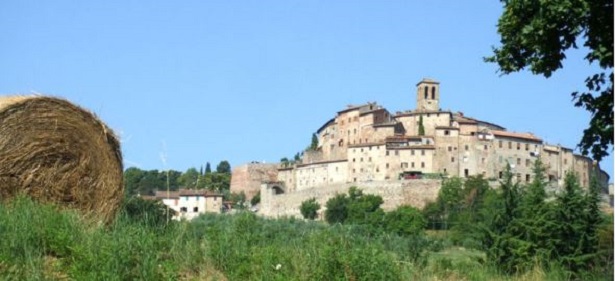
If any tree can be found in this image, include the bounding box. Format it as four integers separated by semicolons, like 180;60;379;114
324;193;349;224
300;197;320;220
216;160;231;174
384;205;426;236
418;115;425;136
486;0;613;161
308;133;319;151
515;159;557;266
178;167;200;188
124;167;145;196
554;172;591;273
205;162;212;174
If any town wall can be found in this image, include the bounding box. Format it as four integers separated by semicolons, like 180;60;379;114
259;179;442;219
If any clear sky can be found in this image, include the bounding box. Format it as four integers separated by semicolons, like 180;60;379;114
1;1;612;181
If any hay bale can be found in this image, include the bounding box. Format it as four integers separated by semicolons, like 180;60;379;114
0;96;123;222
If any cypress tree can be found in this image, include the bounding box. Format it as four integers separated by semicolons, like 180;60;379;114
418;115;425;136
554;172;588;273
516;159;557;265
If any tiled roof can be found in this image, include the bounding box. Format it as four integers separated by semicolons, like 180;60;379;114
492;130;542;142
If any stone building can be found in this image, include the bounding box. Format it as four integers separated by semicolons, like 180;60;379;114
231;79;610;203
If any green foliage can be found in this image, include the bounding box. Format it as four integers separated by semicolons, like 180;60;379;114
384;205;426;236
204;162;211;174
418;115;425;136
250;191;261;206
0;196;609;280
178;167;200;188
121;196;175;228
308;133;319;151
487;0;613;161
324;193;349;224
216;160;231;174
123;167;181;196
229;192;247;209
197;171;230;191
324;187;386;229
300;197;320;220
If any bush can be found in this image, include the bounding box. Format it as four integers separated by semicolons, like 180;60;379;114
300;197;320;220
384;205;426;236
121;196;175;227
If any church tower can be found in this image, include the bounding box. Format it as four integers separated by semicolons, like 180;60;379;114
416;78;440;111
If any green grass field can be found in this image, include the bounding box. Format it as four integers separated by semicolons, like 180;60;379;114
0;197;610;280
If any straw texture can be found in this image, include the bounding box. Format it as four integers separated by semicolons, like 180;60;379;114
0;96;123;222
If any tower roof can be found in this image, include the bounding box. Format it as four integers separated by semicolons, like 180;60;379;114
416;78;439;86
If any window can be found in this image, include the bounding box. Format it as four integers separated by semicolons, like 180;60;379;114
444;130;450;135
401;162;408;168
411;162;415;168
386;151;390;156
465;145;469;151
193;207;199;213
525;143;529;151
386;163;389;169
421;162;425;168
499;171;503;179
508;142;512;149
395;150;399;156
526;174;531;182
484;145;488;150
464;169;469;177
361;148;363;152
448;146;452;152
376;167;380;172
517;143;521;150
411;149;415;155
424;86;429;99
421;150;425;156
481;157;485;164
451;157;455;163
431;86;436;99
499;140;502;148
564;159;568;165
517;158;521;165
353;158;355;162
353;169;356;173
526;159;530;166
368;157;372;162
180;207;187;213
360;157;363;162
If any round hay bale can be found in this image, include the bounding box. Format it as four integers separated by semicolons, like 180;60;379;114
0;96;123;222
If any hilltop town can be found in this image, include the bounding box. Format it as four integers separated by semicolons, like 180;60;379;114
231;79;610;217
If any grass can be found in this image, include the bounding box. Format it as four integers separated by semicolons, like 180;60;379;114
0;197;610;280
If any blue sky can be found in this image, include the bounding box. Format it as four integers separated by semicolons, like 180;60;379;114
1;1;612;181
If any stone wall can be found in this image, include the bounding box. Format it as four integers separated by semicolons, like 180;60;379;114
230;163;278;199
259;179;442;219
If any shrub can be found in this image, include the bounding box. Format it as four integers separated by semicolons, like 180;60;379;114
300;197;320;220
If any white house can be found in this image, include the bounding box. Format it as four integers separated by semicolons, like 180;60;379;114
150;189;224;220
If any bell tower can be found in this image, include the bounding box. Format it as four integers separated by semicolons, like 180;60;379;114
416;78;440;111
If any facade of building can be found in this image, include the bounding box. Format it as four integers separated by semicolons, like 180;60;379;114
268;78;609;193
147;189;224;220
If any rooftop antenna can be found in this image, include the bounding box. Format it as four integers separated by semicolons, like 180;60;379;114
160;140;170;224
